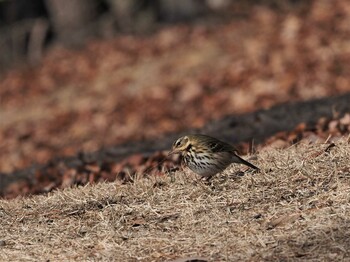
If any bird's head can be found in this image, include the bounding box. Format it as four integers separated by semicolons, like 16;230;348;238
168;136;191;156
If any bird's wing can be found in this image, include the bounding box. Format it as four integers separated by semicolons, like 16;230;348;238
194;134;239;153
208;140;234;153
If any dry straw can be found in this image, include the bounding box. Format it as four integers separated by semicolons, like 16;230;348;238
1;138;350;261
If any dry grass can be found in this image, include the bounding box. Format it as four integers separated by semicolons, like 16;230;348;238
1;138;350;261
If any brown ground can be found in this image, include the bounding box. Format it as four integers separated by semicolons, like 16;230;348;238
1;139;350;261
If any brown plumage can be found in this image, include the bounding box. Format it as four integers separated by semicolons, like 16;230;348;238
168;134;259;178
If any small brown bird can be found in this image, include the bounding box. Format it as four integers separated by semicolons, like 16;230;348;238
168;134;259;178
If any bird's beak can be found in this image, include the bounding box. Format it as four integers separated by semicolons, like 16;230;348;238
168;149;178;156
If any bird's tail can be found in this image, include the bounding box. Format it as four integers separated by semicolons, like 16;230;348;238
233;155;259;170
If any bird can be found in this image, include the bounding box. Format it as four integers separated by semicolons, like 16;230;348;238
168;134;259;178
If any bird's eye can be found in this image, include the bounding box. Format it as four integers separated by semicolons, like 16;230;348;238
175;141;181;147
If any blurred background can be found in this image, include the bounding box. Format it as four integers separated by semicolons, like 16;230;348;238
1;0;350;197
